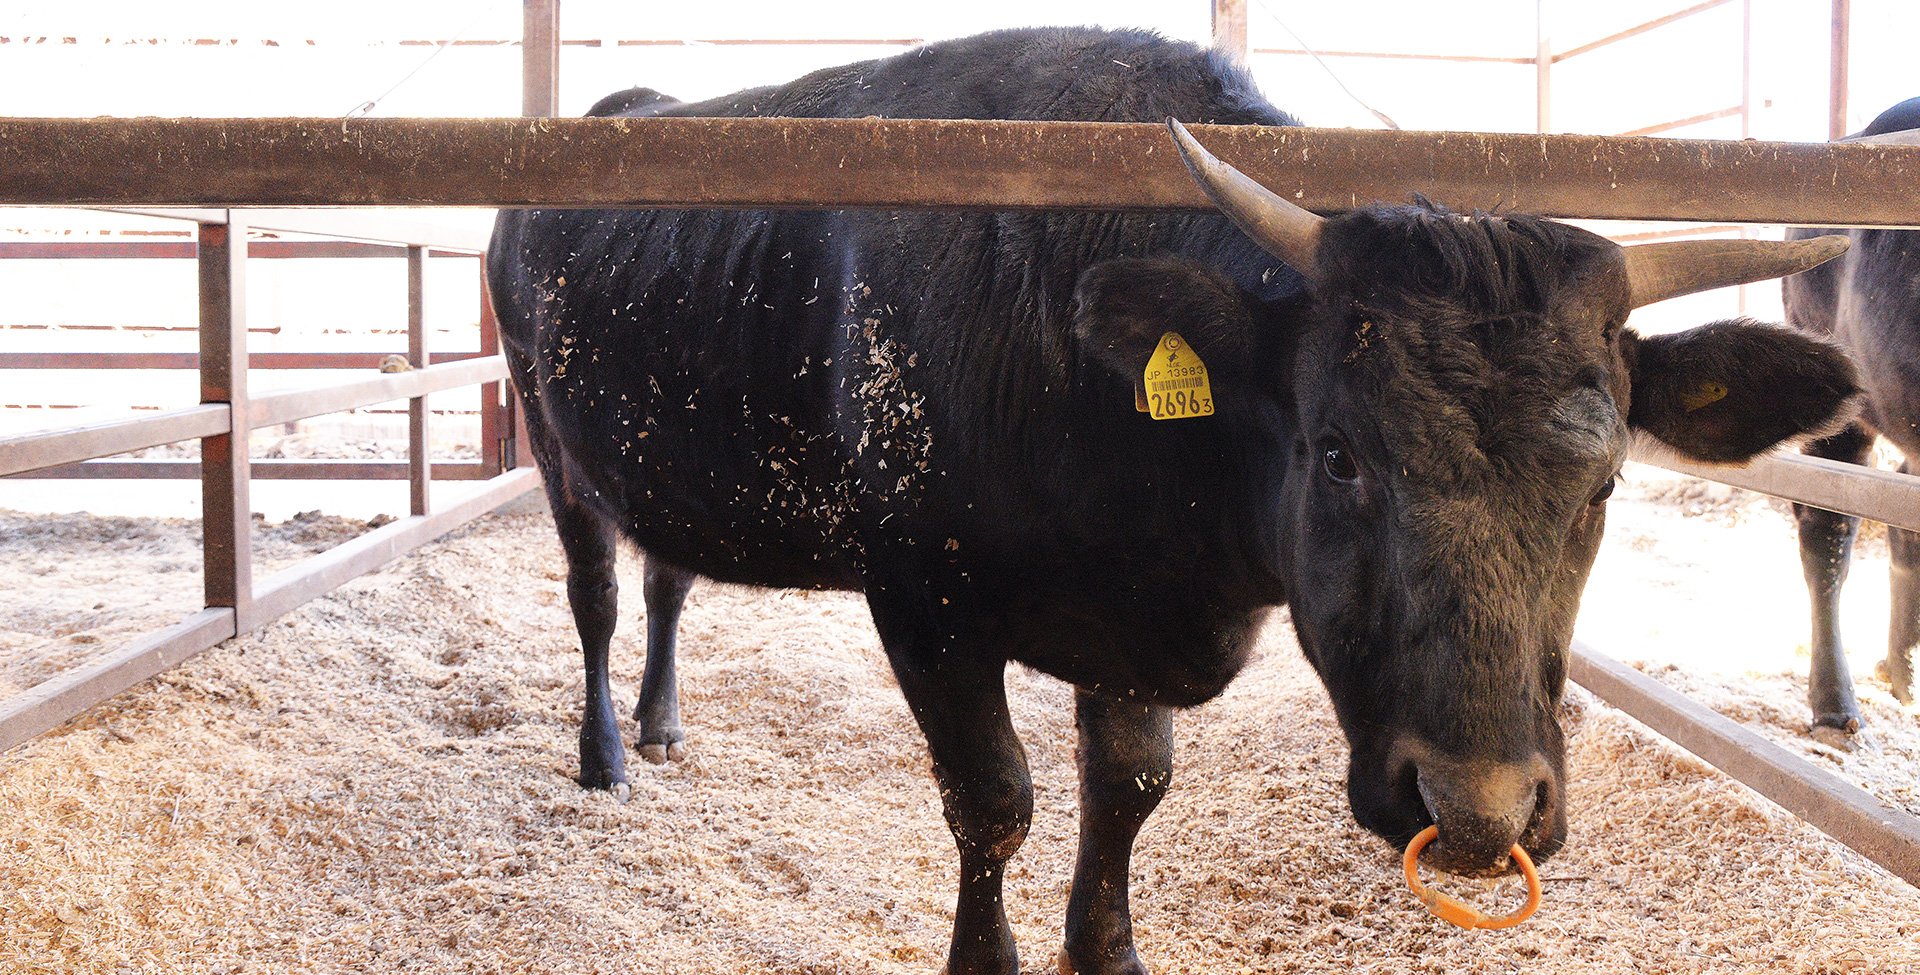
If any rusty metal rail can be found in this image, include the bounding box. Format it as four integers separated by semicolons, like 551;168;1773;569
1570;643;1920;888
0;117;1918;227
1636;448;1920;533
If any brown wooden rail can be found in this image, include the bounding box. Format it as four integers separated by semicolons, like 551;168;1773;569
0;117;1917;226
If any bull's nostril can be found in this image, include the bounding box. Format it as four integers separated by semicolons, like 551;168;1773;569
1403;762;1435;830
1525;780;1550;835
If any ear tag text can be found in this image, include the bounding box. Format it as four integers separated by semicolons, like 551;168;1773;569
1142;332;1215;420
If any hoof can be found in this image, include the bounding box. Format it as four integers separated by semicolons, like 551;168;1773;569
1811;709;1861;734
1809;722;1878;753
578;769;629;792
1873;659;1915;704
1055;947;1150;975
638;740;688;764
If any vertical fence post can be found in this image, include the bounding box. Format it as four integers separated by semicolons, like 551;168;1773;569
1829;0;1850;140
523;0;560;119
477;268;503;477
1535;0;1553;135
408;245;431;517
1211;0;1248;64
199;214;253;629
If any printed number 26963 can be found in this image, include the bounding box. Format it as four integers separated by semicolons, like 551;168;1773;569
1148;389;1211;418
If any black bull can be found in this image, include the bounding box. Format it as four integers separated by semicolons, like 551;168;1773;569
1783;94;1920;738
487;27;1858;975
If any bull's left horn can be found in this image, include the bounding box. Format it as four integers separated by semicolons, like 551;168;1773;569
1167;118;1323;274
1624;235;1849;309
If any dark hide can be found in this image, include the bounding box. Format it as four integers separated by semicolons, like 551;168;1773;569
1782;95;1920;731
489;27;1859;975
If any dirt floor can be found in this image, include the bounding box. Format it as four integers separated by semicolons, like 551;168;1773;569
2;468;1919;974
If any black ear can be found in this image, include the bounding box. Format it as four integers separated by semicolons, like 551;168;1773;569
1073;256;1257;380
1626;317;1860;463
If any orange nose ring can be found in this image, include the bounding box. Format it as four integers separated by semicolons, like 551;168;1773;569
1402;824;1543;930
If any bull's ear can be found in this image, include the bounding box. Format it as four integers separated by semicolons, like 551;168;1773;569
1073;256;1257;380
1625;317;1860;463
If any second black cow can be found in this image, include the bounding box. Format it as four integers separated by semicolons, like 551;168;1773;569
488;27;1858;975
1783;95;1920;737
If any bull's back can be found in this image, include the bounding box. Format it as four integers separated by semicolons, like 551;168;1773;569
487;27;1296;591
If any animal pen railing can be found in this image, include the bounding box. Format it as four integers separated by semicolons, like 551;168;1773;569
0;205;542;752
0;114;1917;887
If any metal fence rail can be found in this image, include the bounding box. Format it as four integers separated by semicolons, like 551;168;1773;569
2;115;1918;887
0;117;1918;226
0;206;537;752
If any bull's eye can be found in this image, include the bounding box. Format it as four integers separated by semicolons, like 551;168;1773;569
1589;474;1619;506
1321;439;1360;483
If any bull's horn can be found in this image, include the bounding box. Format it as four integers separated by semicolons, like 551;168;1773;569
1167;118;1323;274
1624;235;1849;309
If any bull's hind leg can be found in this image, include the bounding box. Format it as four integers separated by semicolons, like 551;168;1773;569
549;492;628;791
1883;460;1919;704
635;557;696;763
1059;691;1172;975
1795;424;1875;734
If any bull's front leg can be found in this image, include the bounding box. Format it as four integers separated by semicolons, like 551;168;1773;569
1795;424;1874;735
1059;690;1172;975
868;587;1032;975
1884;502;1919;705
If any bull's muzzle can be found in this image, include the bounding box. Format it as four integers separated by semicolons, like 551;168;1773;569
1398;744;1564;878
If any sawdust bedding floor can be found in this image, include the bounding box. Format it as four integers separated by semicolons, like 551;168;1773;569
2;491;1919;974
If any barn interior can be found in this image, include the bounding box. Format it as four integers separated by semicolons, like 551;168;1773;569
3;3;1919;973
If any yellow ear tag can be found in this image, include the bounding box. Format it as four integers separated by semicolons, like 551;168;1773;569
1142;331;1215;420
1682;381;1730;412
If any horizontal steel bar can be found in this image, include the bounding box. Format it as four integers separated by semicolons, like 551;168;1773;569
0;608;235;753
0;351;486;370
82;206;489;250
0;240;482;259
1250;47;1536;65
1569;640;1920;889
247;355;507;429
1552;0;1735;63
4;117;1919;227
1635;447;1920;533
244;468;538;629
1618;106;1744;138
0;404;229;477
6;459;495;480
612;37;923;47
1607;224;1745;242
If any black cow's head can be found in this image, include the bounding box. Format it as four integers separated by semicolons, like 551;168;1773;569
1077;121;1859;878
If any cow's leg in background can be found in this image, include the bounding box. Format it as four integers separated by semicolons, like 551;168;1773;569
551;490;627;791
867;585;1032;975
1795;423;1876;735
636;558;696;763
1883;460;1920;705
516;395;633;792
1061;691;1172;975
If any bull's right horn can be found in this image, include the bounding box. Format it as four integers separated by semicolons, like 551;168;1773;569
1623;235;1850;309
1167;118;1323;275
